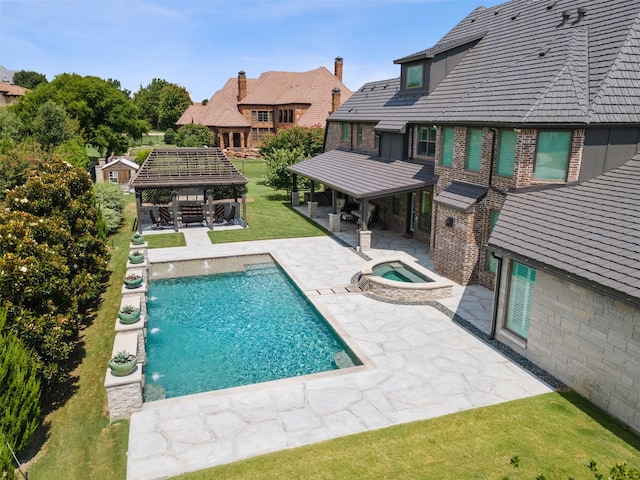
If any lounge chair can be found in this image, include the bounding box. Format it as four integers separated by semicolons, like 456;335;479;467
214;203;226;223
158;207;174;227
180;204;204;226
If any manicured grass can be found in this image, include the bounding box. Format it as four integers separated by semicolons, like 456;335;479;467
208;159;329;243
145;232;186;248
26;202;136;480
175;391;639;480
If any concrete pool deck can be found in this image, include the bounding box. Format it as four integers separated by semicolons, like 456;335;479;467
126;227;553;480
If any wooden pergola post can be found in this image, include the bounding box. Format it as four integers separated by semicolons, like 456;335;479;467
206;189;214;230
135;190;143;234
171;190;179;232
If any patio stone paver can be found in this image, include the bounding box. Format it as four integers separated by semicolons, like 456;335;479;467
127;227;553;480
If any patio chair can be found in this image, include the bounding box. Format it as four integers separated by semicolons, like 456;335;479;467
149;210;161;229
180;203;204;226
225;205;236;224
214;203;226;223
158;207;174;227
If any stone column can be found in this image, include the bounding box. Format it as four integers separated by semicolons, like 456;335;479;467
358;230;372;251
291;191;300;206
308;201;318;218
328;213;340;232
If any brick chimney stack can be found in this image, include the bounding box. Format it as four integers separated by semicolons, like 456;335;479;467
237;71;247;102
334;57;343;82
331;88;341;112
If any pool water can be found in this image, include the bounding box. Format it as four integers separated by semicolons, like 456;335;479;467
372;261;434;283
145;260;356;400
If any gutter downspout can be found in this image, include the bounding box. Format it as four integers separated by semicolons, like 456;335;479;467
489;250;503;340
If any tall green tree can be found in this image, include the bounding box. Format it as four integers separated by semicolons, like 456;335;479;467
12;70;47;90
0;309;41;480
158;84;192;130
14;73;149;158
133;78;170;129
31;100;78;148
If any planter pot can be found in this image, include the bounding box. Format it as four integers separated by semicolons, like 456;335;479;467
124;276;143;289
109;357;137;376
131;234;145;245
128;253;145;264
118;309;141;324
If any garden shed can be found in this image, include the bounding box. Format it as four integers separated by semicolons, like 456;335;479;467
131;148;249;232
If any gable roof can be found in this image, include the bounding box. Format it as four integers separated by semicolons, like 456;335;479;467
0;81;27;97
488;156;640;303
103;157;139;170
178;67;352;128
330;0;640;127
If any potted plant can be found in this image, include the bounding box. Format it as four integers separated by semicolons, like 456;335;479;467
118;304;141;324
124;272;143;289
128;250;145;264
131;232;145;245
108;350;137;376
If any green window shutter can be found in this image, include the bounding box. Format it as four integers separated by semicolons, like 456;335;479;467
466;128;483;171
486;210;500;273
442;127;454;167
497;129;516;177
342;123;349;141
534;131;571;180
506;262;536;338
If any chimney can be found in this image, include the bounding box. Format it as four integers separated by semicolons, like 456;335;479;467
237;71;247;102
334;57;343;82
331;88;341;112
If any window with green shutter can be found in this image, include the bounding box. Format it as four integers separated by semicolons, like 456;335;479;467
534;131;571;181
441;127;454;167
466;128;483;171
357;124;363;146
486;210;500;272
342;123;349;141
496;129;516;177
506;262;536;339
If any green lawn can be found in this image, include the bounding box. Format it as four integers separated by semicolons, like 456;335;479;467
145;232;186;248
175;391;639;480
24;165;640;480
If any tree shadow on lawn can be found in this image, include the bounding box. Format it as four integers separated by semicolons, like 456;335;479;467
264;192;290;202
558;390;640;451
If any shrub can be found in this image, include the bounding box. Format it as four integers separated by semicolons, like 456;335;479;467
175;124;214;147
93;182;124;234
135;148;151;165
0;309;41;480
263;147;310;193
164;128;176;144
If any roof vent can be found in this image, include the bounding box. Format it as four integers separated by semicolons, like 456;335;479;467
511;12;520;20
561;10;571;24
576;7;587;22
546;1;558;10
539;48;550;57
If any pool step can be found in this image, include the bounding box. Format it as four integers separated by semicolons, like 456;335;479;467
334;350;355;369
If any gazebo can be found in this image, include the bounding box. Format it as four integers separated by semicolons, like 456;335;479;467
131;148;249;232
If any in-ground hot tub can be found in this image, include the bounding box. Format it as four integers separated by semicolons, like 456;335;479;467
356;257;453;304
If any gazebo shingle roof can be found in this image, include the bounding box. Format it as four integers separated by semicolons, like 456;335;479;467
131;148;248;189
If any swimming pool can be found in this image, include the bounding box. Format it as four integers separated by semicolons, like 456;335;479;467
144;255;359;401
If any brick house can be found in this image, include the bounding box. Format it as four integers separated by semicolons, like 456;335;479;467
290;0;640;431
176;58;352;153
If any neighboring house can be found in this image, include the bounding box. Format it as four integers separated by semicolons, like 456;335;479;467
290;0;640;431
488;157;640;432
96;156;139;189
176;57;352;151
0;81;27;105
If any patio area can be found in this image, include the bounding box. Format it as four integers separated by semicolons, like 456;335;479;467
126;221;554;480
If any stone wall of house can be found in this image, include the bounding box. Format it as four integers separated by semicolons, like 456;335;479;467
495;260;640;433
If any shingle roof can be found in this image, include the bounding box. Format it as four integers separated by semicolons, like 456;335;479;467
132;148;248;189
176;78;252;127
434;181;488;212
0;81;27;96
330;0;640;126
288;148;436;200
488;156;640;302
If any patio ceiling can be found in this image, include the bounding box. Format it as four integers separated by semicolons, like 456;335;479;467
131;148;248;189
288;148;436;200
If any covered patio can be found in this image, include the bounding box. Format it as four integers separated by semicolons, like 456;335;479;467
131;148;248;232
288;148;436;249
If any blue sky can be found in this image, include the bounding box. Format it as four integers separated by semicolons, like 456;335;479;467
1;0;503;102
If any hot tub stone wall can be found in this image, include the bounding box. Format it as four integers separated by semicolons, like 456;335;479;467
362;276;452;304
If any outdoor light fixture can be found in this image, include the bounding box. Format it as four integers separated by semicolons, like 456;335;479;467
445;217;454;227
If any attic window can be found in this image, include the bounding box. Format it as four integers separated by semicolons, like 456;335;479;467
405;64;424;89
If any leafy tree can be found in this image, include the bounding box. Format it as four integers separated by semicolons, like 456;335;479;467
12;70;47;90
133;78;170;129
54;137;90;169
259;126;323;192
263;147;310;192
0;139;40;196
93;182;124;234
0;107;24;147
31;100;77;148
164;127;177;144
259;125;324;159
14;73;149;158
158;84;192;130
0;309;41;480
175;123;214;147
